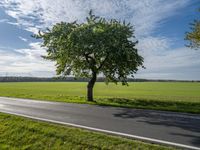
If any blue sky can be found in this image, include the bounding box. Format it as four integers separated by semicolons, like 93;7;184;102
0;0;199;80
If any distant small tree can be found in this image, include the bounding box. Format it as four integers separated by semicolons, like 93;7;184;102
185;10;200;49
34;11;143;101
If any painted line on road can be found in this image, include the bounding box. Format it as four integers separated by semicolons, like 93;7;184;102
0;110;199;150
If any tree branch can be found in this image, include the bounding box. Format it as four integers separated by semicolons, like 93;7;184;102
97;53;109;70
84;53;97;72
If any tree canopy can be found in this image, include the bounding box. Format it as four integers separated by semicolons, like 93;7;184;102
34;11;143;101
185;10;200;49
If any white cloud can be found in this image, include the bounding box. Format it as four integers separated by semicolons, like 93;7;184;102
138;36;171;57
138;36;200;70
136;46;200;80
0;42;55;77
134;35;200;80
0;19;9;23
0;0;189;37
19;36;28;42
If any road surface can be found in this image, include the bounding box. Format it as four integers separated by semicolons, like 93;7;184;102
0;97;199;149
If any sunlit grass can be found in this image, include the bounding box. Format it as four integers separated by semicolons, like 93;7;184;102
0;112;174;150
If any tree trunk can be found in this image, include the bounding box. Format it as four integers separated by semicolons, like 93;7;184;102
87;72;97;101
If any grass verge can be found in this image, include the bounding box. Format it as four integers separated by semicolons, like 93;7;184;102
0;112;175;150
95;98;200;114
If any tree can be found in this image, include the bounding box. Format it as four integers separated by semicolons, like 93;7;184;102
34;11;143;101
185;10;200;49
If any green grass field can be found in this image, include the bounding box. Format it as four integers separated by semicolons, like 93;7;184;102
0;82;200;113
0;112;174;150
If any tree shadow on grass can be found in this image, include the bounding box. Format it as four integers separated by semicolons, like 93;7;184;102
95;97;200;114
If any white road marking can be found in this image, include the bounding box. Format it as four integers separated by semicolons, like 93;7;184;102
0;104;4;108
0;110;199;150
0;97;57;104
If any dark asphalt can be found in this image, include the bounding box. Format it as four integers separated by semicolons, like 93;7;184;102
0;97;200;149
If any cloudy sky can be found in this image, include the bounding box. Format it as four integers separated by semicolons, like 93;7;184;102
0;0;199;80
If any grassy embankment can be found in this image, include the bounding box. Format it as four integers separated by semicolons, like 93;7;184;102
0;112;174;150
0;82;199;113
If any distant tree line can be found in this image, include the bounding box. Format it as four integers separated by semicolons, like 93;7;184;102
0;76;199;82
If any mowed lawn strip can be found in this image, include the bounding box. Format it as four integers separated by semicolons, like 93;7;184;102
0;112;175;150
0;82;199;113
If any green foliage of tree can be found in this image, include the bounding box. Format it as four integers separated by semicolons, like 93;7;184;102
185;10;200;49
34;11;144;101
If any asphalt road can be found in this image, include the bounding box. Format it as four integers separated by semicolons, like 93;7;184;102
0;97;200;149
